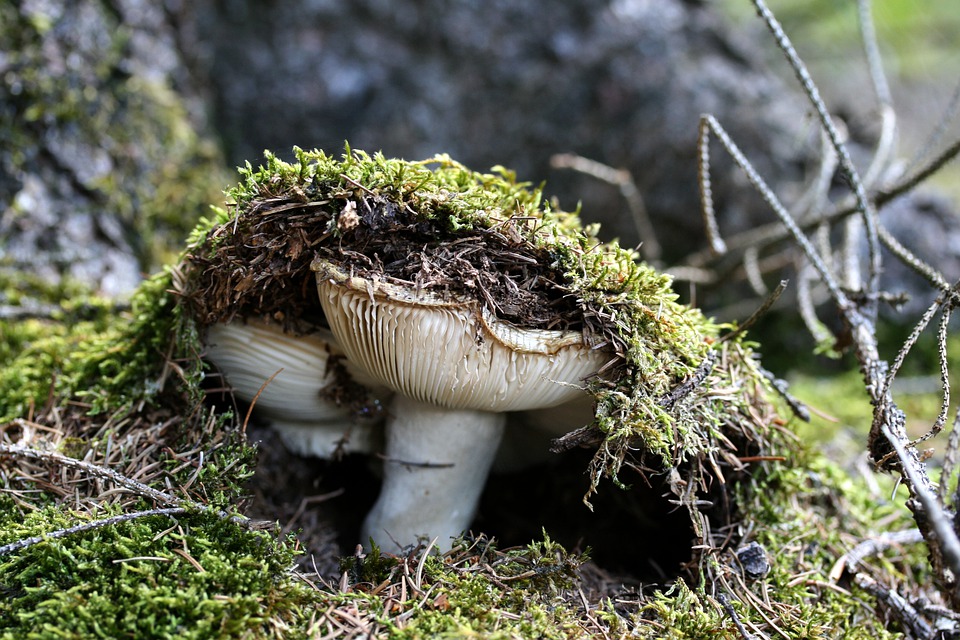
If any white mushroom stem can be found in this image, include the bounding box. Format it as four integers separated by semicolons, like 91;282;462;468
314;259;608;553
362;395;505;551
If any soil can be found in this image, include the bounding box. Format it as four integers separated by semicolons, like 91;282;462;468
186;192;586;334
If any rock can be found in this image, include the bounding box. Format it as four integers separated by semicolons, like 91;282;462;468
185;0;810;261
0;0;228;296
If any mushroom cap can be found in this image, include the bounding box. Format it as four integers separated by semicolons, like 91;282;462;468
312;260;607;412
203;319;392;456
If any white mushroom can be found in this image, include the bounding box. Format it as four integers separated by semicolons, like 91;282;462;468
313;259;607;552
204;318;392;458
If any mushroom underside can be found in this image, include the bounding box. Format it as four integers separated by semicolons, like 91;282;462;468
315;262;608;551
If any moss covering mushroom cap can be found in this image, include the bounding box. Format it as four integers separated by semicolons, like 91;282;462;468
180;147;780;555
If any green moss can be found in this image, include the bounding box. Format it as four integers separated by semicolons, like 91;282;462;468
330;535;593;639
0;505;315;640
0;2;229;270
0;268;195;422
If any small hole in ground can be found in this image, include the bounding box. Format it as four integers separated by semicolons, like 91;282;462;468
476;448;696;582
244;421;713;587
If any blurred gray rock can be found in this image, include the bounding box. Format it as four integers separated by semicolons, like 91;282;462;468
185;0;810;261
0;0;227;296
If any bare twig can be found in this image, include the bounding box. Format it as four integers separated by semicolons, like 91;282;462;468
796;262;834;351
855;0;898;191
854;572;933;639
831;528;924;579
928;305;953;444
856;0;892;110
758;367;810;423
0;442;261;552
697;118;728;256
877;223;953;295
550;153;661;263
698;114;845;307
717;592;758;640
742;247;767;296
0;507;188;556
794;128;838;224
0;441;177;506
659;351;718;410
881;416;960;597
878;295;946;418
677;135;960;281
942;402;960;508
721;280;788;344
752;0;882;318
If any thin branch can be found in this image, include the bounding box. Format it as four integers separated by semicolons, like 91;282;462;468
0;441;178;506
796;263;835;350
881;417;960;596
879;134;960;211
752;0;882;318
698;114;847;307
861;105;898;190
0;507;188;556
856;0;893;109
878;296;944;406
721;279;788;344
925;305;953;444
676;134;960;278
659;351;718;410
854;572;934;639
841;215;862;294
759;367;810;423
743;247;768;296
794;128;838;224
717;592;758;640
855;0;898;191
832;528;924;578
0;443;261;542
942;399;960;508
697;118;728;256
877;223;953;295
550;153;661;263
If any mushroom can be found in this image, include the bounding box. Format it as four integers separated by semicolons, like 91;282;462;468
312;259;608;552
204;318;392;458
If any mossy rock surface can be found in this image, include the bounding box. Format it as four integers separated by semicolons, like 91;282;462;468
0;1;228;294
